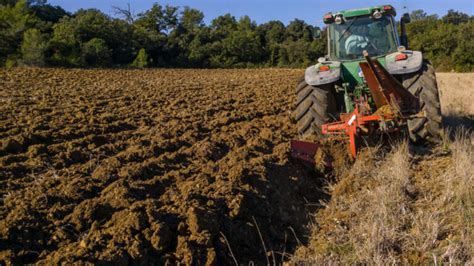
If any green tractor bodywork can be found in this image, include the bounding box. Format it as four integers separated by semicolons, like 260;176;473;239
305;5;423;113
333;5;396;18
293;4;443;160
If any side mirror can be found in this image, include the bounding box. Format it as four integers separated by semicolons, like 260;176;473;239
401;13;411;23
400;13;410;49
313;26;322;39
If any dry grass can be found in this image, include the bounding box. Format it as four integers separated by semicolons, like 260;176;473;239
437;73;474;131
437;73;474;117
292;129;473;264
291;72;474;264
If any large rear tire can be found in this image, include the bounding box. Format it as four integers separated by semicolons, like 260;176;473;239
403;61;443;143
294;77;338;140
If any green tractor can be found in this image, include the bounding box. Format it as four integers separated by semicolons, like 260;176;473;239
291;5;443;161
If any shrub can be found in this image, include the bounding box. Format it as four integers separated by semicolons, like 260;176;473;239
131;48;149;68
81;37;111;67
20;28;47;66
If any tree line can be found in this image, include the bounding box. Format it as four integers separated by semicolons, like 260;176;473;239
1;0;473;71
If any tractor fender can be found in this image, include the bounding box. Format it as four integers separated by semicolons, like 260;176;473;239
385;50;423;75
305;61;341;86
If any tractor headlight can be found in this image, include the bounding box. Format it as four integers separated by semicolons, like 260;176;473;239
373;10;382;19
335;15;343;24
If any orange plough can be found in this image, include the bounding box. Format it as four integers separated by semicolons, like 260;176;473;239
291;51;421;162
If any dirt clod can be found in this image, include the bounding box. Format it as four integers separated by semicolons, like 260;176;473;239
0;68;327;264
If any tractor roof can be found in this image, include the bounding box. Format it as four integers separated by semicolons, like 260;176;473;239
324;5;396;22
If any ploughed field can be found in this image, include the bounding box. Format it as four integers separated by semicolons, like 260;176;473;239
0;69;472;264
0;68;327;264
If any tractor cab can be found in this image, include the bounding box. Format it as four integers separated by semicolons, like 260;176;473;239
306;5;417;88
324;7;400;61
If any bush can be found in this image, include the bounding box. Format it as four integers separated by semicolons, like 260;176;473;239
20;28;47;66
5;57;17;69
81;38;111;66
131;48;149;68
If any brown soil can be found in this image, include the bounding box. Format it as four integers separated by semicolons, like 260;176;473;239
0;68;328;264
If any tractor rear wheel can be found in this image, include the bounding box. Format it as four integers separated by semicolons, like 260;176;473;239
294;77;338;139
403;61;443;143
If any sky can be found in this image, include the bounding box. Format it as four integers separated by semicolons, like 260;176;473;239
48;0;474;26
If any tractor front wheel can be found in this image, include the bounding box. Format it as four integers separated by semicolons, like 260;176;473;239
294;77;338;140
403;61;443;143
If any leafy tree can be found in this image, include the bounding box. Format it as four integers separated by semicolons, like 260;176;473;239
49;15;80;65
259;20;286;44
257;20;286;66
452;21;474;71
406;9;473;71
442;9;469;25
133;3;179;66
72;9;114;43
134;3;178;33
232;16;262;64
410;10;428;21
0;2;471;71
181;6;204;31
21;28;47;66
286;19;312;42
208;14;238;67
209;15;262;67
308;37;327;61
81;37;111;66
30;3;68;23
277;46;289;67
0;0;36;65
285;39;311;66
108;19;135;64
280;19;314;66
164;7;205;66
48;8;134;66
210;13;237;40
187;27;212;66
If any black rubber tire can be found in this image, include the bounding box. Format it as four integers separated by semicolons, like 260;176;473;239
294;76;338;140
402;61;443;143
